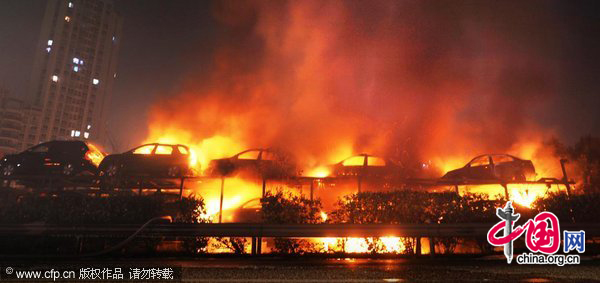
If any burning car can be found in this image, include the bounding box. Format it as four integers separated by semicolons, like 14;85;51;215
218;198;262;223
0;140;105;177
441;154;536;181
206;148;296;179
325;154;406;191
330;154;402;178
98;143;193;179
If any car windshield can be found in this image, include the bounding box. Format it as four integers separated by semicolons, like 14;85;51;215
242;199;262;209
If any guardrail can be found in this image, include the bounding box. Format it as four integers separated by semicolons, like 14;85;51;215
1;222;598;256
1;223;597;237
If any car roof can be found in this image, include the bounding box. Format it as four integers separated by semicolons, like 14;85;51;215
233;148;271;157
470;154;522;161
338;154;389;165
133;143;188;148
41;140;86;145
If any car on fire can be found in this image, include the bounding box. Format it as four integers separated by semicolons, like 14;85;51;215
217;198;262;223
322;154;407;190
441;154;536;181
98;143;193;179
0;140;105;177
206;148;296;178
330;154;402;178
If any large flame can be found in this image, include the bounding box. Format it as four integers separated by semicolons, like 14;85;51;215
139;1;576;219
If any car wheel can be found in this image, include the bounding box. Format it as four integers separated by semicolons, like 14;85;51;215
167;166;181;177
2;164;15;176
101;163;121;188
62;163;75;176
106;163;120;177
515;173;526;182
1;164;15;187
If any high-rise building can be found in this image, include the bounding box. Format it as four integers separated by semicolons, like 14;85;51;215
28;0;122;148
0;88;26;156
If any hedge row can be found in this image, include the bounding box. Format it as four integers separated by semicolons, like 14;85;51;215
0;190;206;224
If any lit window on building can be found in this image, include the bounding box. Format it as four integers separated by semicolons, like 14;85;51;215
80;60;84;65
113;73;117;78
73;57;79;64
47;40;53;46
46;47;51;53
74;130;80;137
73;66;79;72
83;132;89;139
112;36;116;42
52;75;59;82
68;2;73;8
70;130;75;137
92;79;99;85
87;124;91;130
65;16;70;22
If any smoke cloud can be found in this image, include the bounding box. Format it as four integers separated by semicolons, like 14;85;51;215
146;0;567;173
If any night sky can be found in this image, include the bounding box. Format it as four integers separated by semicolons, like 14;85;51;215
0;0;599;152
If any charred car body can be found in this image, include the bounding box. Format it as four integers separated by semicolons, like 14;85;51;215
441;154;536;181
326;154;406;190
0;140;105;177
206;148;296;179
98;143;193;180
218;198;262;223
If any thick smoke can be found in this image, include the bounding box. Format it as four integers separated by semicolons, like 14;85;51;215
146;0;566;173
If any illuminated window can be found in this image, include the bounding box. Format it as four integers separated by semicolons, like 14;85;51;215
46;47;51;53
74;130;80;137
492;155;514;164
52;75;58;82
73;66;79;72
470;156;490;167
73;57;79;64
238;150;260;160
70;130;75;137
155;145;173;155
47;40;53;46
261;151;276;161
342;156;366;166
92;78;99;85
80;60;84;65
177;146;189;155
65;16;70;22
83;132;89;139
133;145;155;155
112;36;116;42
68;2;73;8
367;156;386;166
87;124;91;130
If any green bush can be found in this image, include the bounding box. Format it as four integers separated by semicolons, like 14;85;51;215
261;191;322;254
261;191;322;224
533;192;600;223
0;190;208;255
330;190;504;225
